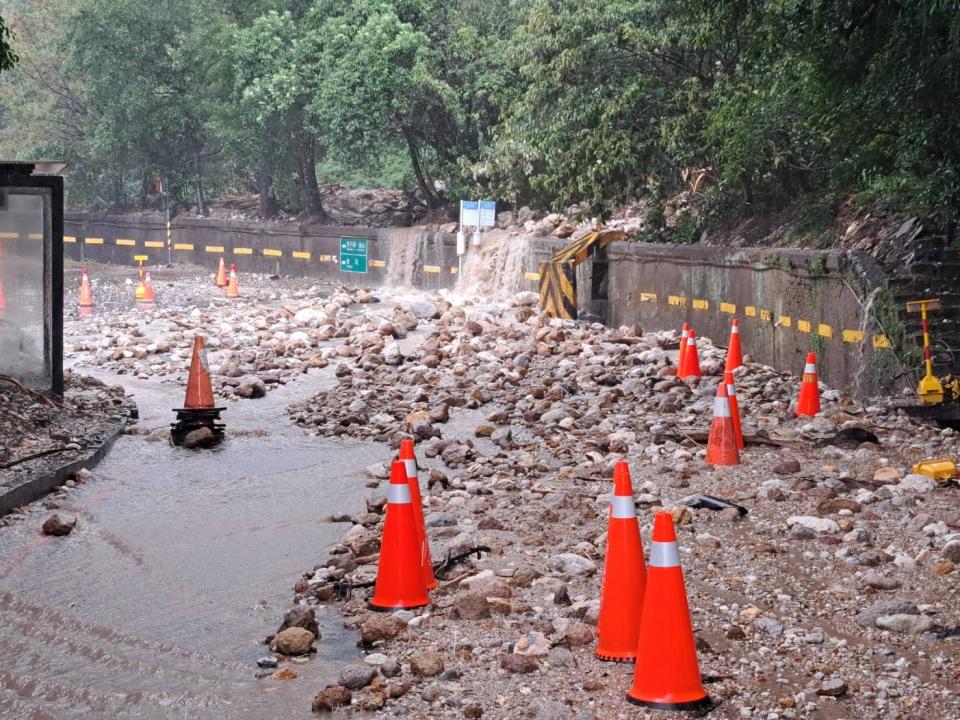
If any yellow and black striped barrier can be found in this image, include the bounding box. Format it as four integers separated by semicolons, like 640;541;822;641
538;229;626;320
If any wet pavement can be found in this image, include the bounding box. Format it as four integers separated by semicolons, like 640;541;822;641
0;364;379;719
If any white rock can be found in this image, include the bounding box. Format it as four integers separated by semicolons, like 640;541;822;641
547;553;597;577
895;474;935;494
787;516;840;534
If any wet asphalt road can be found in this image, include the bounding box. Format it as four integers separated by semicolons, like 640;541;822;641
0;363;379;719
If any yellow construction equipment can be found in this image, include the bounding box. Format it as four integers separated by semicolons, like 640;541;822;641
538;229;626;320
912;458;958;483
906;299;946;404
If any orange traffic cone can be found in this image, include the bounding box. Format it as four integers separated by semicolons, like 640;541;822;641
134;276;147;302
796;352;821;417
184;335;216;410
226;263;240;298
724;370;745;450
595;460;647;662
399;438;437;591
677;322;690;376
725;318;744;372
140;271;156;305
681;329;701;379
171;335;225;447
370;460;430;610
627;512;710;711
706;381;740;466
215;256;227;287
78;266;94;316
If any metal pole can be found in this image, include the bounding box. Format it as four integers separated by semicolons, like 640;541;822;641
165;177;172;265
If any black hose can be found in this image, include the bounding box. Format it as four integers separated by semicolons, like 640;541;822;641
0;446;73;470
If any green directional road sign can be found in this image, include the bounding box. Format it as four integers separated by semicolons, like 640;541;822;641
339;237;368;273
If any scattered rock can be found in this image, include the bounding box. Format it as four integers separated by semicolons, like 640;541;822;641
409;649;444;677
41;514;76;536
338;663;377;690
278;606;319;639
817;678;848;697
272;627;315;656
312;685;352;712
500;653;539;674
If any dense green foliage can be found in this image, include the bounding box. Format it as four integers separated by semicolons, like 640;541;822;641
0;16;17;75
1;0;959;224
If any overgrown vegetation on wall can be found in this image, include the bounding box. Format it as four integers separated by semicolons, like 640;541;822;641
2;1;960;227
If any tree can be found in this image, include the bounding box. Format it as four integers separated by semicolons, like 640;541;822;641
223;9;326;217
0;15;18;75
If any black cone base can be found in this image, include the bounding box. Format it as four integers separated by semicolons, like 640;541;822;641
626;694;714;713
171;407;226;448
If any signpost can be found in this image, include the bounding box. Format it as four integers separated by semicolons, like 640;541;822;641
460;200;480;227
479;200;496;228
339;237;368;273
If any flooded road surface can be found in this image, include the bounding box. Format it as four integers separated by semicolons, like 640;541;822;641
0;366;379;719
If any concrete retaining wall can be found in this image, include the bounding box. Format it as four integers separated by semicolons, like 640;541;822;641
64;213;893;397
602;243;888;395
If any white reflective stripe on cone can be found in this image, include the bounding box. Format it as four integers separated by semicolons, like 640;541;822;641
731;326;739;334
388;483;412;504
611;496;636;519
649;541;680;568
403;459;417;479
713;396;731;417
804;363;817;373
687;337;696;346
727;384;736;398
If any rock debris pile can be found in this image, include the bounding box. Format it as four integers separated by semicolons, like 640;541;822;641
64;268;379;401
277;290;960;719
0;372;133;492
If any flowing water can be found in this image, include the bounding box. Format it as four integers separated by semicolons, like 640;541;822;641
0;365;378;719
382;227;530;301
454;230;530;301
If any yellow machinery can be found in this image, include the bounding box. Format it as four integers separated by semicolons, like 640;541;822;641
538;228;626;319
905;298;960;405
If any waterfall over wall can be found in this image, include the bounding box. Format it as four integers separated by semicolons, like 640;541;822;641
455;230;530;300
380;227;531;301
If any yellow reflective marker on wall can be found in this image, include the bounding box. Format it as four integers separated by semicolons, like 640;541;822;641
85;237;104;245
292;251;311;260
423;265;441;273
234;247;253;255
745;306;757;317
778;315;792;327
797;320;812;333
369;259;386;268
173;243;193;251
817;323;833;338
668;295;686;307
144;240;164;248
719;302;736;314
692;298;709;310
873;335;891;348
640;292;657;303
116;238;136;246
524;271;540;281
842;329;864;343
263;248;282;257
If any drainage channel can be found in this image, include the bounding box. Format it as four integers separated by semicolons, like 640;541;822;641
0;363;382;719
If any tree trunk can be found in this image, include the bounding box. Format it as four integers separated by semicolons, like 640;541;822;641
297;130;328;221
404;128;442;209
194;151;208;217
256;169;279;217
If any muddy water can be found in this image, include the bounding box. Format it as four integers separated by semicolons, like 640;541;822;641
0;366;380;719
